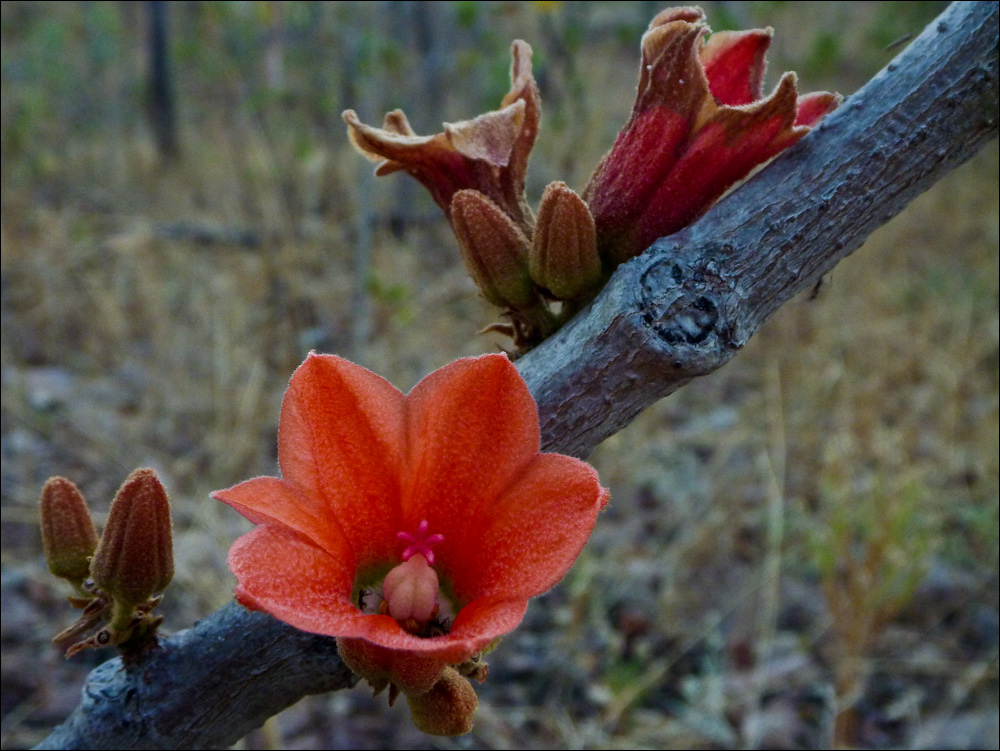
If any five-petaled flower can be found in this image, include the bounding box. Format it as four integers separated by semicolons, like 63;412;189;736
344;6;839;352
213;353;608;736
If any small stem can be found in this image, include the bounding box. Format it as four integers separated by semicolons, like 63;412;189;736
108;598;137;636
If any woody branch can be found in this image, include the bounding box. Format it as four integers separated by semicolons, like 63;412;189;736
39;2;997;749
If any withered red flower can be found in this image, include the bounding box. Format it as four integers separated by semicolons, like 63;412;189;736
344;41;556;349
343;6;839;352
583;7;841;266
213;353;608;734
343;40;538;236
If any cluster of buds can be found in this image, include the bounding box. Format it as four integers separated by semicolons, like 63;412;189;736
39;468;174;663
344;6;839;352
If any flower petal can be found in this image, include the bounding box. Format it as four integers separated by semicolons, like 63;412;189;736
584;8;839;268
229;525;360;634
342;596;530;665
278;353;406;569
584;106;691;264
212;476;353;569
701;28;773;106
636;15;711;117
449;595;528;640
337;596;528;696
450;453;608;603
496;40;540;230
584;17;711;265
795;90;841;127
633;73;806;254
342;41;539;235
646;6;705;29
345;108;516;219
234;526;499;667
444;103;526;168
402;354;539;583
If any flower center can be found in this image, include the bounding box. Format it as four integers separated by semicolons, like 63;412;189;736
378;521;447;634
381;553;439;631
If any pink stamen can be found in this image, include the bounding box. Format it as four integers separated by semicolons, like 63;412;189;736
397;520;445;565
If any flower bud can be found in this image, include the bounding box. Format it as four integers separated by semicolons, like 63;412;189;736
530;181;602;300
90;469;174;624
450;189;538;310
40;477;98;589
407;667;479;737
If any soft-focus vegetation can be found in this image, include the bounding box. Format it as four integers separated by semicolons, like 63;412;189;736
2;2;995;748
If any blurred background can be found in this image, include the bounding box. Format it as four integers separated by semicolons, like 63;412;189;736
2;1;996;748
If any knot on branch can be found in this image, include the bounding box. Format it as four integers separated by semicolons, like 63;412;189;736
638;254;731;352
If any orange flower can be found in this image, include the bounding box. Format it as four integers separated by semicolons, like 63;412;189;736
213;353;608;734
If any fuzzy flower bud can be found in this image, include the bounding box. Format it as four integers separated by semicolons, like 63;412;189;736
39;477;98;589
530;181;602;301
90;469;174;627
407;667;479;737
450;189;538;310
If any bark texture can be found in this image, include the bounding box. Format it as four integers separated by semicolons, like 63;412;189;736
39;3;998;749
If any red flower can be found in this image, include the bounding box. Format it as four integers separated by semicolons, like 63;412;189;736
213;353;608;734
583;7;841;266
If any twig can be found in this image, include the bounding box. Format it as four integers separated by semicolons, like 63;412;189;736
39;602;353;750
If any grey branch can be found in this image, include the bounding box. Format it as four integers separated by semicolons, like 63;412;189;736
40;602;354;750
39;3;998;749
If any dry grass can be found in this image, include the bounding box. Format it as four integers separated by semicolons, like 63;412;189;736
2;2;996;749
